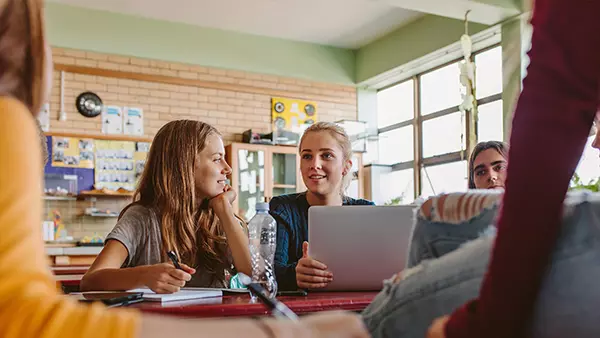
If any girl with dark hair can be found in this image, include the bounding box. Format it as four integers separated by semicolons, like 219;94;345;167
468;141;509;190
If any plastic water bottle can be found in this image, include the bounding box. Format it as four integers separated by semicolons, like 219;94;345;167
247;202;278;298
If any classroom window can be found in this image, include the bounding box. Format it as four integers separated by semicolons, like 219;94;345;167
420;63;463;116
573;135;600;188
422;112;465;158
376;45;503;200
475;47;503;99
380;168;415;205
420;161;468;199
378;126;414;165
477;100;504;142
377;80;414;129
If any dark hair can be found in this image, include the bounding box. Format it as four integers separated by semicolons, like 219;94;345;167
468;141;509;189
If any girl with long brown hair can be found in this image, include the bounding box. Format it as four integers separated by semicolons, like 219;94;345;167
0;0;369;336
82;120;252;292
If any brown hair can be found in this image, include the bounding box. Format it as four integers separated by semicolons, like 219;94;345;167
123;120;241;284
299;122;353;195
468;141;509;189
0;0;47;114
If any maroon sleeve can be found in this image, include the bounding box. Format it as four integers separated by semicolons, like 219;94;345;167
446;0;600;337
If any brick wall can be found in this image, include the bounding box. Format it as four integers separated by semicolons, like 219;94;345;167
45;47;358;239
49;47;357;143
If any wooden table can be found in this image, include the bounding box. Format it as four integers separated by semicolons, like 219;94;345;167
56;276;378;317
132;292;378;318
52;265;90;275
54;273;84;293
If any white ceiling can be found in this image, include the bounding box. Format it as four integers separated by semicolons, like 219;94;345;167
47;0;422;48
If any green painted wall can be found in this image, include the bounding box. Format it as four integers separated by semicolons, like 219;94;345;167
355;15;489;83
45;3;356;85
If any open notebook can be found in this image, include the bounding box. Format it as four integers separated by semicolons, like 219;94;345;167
127;288;223;303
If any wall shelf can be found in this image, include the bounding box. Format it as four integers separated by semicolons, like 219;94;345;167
78;190;134;198
79;213;119;218
43;195;77;201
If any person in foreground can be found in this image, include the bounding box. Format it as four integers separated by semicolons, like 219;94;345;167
363;0;600;337
81;120;252;293
429;0;600;336
0;0;368;337
271;122;374;291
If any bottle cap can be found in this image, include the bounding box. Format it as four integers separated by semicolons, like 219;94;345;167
256;202;269;211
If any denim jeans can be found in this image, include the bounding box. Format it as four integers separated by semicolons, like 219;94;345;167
406;204;498;269
363;191;600;338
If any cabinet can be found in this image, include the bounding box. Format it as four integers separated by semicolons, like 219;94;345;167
226;143;364;221
226;143;304;221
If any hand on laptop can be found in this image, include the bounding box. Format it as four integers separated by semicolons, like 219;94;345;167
296;241;333;289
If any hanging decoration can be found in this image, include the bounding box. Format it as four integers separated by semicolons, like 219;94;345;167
458;10;478;160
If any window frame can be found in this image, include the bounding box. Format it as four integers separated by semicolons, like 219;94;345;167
376;44;503;199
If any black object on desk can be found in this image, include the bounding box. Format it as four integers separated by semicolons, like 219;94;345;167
74;292;144;308
277;290;308;297
238;273;299;321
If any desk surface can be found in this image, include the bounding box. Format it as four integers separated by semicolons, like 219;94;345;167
132;292;378;318
52;265;89;275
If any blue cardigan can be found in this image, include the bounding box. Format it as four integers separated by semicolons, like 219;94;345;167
269;192;375;291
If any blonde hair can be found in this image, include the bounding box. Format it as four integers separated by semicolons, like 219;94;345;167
122;120;243;285
299;122;353;195
0;0;47;114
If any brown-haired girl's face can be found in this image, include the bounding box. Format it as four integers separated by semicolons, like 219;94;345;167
194;133;232;199
472;148;507;189
300;131;347;197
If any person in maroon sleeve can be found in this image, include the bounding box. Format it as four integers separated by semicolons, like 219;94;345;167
426;0;600;337
363;0;600;337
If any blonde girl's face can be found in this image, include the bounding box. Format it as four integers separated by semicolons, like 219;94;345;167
194;133;232;199
299;131;350;197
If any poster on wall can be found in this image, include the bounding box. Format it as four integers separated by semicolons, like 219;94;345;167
94;140;136;191
271;97;317;145
37;103;50;132
51;136;94;168
102;106;123;134
123;107;144;136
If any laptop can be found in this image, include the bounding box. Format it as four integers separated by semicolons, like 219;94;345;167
308;205;415;291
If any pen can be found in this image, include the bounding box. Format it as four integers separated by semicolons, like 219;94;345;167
167;250;183;270
238;273;299;322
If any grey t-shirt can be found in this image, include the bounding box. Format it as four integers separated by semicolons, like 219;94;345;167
106;204;230;288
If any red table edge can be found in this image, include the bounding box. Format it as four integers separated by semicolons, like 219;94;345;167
138;293;377;318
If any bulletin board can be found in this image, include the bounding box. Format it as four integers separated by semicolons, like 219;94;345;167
94;140;147;191
44;133;151;194
51;136;95;169
271;97;317;145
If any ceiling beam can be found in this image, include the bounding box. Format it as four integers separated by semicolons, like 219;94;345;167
379;0;521;25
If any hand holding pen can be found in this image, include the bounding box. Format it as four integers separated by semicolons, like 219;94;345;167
134;251;196;294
